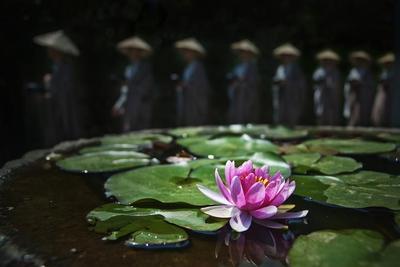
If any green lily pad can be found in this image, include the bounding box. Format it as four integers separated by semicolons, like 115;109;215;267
90;214;188;246
243;125;309;140
310;156;362;175
303;138;396;155
57;151;152;173
169;126;222;137
292;171;400;209
101;133;173;146
79;144;140;154
370;240;400;267
87;203;226;232
292;175;341;201
177;134;278;157
336;171;392;185
285;154;361;175
283;153;321;167
324;183;400;209
288;229;384;267
105;164;213;206
376;132;400;143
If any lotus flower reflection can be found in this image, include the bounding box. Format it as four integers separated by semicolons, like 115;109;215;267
197;160;308;232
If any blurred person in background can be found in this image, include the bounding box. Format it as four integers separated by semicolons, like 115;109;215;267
372;53;395;127
343;51;375;126
312;49;342;125
33;30;82;145
227;39;260;124
272;43;307;126
112;36;155;131
174;38;210;126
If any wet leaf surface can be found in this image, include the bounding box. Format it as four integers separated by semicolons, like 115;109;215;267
292;171;400;209
285;154;362;175
177;134;278;157
101;133;173;146
303;138;396;155
57;151;153;173
88;203;227;232
288;229;384;267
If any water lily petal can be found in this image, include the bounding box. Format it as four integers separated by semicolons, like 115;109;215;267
264;180;280;203
242;173;256;192
255;165;269;179
229;211;252;232
254;219;288;229
250;205;278;219
245;182;266;209
215;168;233;203
201;205;237;218
270;210;308;219
270;171;283;181
197;184;231;205
230;176;246;208
225;160;236;187
270;180;296;207
237;160;253;177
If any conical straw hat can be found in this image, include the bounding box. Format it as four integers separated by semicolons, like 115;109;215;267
117;36;152;55
349;50;371;62
175;38;206;55
231;39;260;55
33;30;80;56
273;43;301;57
316;49;340;61
377;53;395;64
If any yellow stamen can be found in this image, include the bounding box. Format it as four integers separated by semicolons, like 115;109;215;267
255;176;269;186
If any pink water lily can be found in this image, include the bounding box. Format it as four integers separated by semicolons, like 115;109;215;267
197;160;308;232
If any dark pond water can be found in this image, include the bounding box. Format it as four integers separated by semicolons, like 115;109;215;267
1;129;400;267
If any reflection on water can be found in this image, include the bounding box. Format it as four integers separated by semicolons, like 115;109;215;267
216;225;294;267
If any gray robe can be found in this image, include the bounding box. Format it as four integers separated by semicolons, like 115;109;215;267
228;61;260;124
313;66;342;125
273;63;307;126
49;61;81;144
372;68;393;126
343;67;375;126
177;61;210;126
123;61;155;131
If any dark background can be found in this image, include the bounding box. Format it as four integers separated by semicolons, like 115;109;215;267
0;0;396;165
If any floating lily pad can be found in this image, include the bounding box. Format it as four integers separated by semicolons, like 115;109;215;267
243;125;309;140
101;133;173;146
303;138;396;155
177;134;278;157
325;183;400;209
90;214;188;247
376;132;400;143
57;151;152;173
88;203;226;232
292;172;400;209
169;126;221;137
283;153;321;167
309;156;362;175
292;175;341;201
288;229;384;267
79;144;140;154
371;240;400;267
105;164;214;206
285;154;361;175
336;171;392;185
